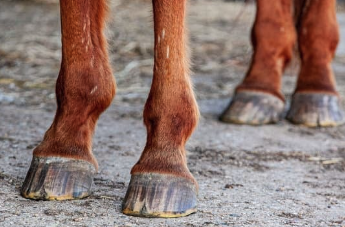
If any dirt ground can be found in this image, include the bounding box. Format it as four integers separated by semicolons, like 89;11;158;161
0;0;345;226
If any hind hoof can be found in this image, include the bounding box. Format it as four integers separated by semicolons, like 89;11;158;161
220;91;285;125
287;93;345;127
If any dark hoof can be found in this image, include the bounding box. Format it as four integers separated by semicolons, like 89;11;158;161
220;91;285;125
122;173;198;218
21;156;96;200
287;93;345;127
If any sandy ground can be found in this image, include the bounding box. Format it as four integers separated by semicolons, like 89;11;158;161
0;0;345;226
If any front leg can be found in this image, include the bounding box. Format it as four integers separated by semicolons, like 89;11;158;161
122;0;199;217
21;0;116;200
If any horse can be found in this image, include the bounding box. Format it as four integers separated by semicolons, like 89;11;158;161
20;0;342;218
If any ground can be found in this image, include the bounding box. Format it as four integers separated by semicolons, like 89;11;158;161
0;0;345;226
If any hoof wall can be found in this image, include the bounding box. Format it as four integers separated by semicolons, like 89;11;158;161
21;156;96;200
220;91;284;125
122;173;198;218
287;93;345;127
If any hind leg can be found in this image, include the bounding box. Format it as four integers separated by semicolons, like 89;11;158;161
220;0;296;125
287;0;345;127
21;0;116;200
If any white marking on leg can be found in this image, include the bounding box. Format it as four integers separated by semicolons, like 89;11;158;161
162;29;165;39
86;38;91;52
166;46;169;59
91;55;94;67
90;86;98;95
158;36;161;44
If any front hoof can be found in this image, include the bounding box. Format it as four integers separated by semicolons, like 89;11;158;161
220;91;285;125
122;173;198;218
21;156;96;200
287;93;345;127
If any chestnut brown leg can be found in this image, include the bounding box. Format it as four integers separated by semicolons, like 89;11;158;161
287;0;344;127
220;0;296;125
21;0;116;200
122;0;199;218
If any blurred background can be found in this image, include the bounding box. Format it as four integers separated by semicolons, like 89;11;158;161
1;0;345;114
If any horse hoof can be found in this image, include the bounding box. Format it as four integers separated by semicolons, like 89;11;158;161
21;156;96;200
122;173;198;218
220;91;285;125
286;93;345;127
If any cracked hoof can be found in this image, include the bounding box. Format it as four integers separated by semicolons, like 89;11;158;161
122;173;198;218
287;93;345;127
220;91;285;125
21;156;96;200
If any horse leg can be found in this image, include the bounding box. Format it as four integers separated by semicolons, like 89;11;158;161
220;0;296;125
287;0;344;127
21;0;116;200
122;0;199;217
